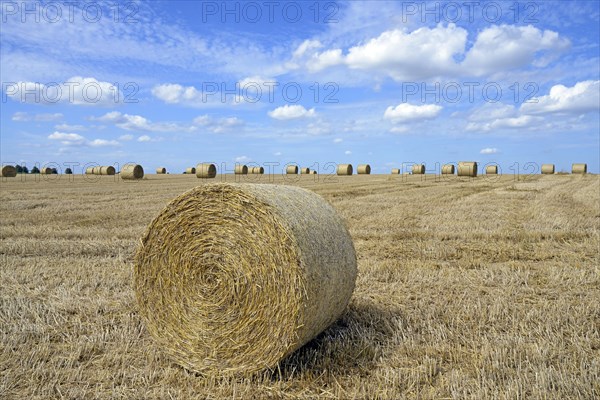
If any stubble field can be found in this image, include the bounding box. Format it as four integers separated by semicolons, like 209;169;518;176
1;173;599;399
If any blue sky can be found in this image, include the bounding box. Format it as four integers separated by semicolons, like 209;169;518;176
1;0;599;174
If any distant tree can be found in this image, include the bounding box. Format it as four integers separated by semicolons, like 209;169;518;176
65;168;73;174
15;165;23;173
51;168;58;174
22;166;29;173
31;166;40;174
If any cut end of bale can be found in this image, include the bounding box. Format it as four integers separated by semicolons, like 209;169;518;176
134;183;357;376
156;167;167;174
1;165;17;177
300;167;310;174
412;164;425;175
235;165;248;175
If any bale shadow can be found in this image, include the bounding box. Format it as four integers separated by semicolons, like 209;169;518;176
271;298;402;380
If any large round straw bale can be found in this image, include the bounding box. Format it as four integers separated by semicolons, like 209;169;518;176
156;167;167;174
196;163;217;179
85;166;96;175
286;165;299;174
235;165;248;175
99;166;116;175
486;165;498;175
541;164;555;174
251;166;264;174
337;164;353;175
185;167;196;175
412;164;425;174
572;163;587;174
300;167;310;174
391;168;400;174
441;164;455;175
310;170;317;174
457;161;477;177
134;183;357;375
40;167;53;174
92;166;101;175
1;165;17;177
357;164;371;174
121;163;144;180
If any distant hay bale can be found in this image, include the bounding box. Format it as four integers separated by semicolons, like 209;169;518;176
235;165;248;175
286;165;299;174
1;165;17;177
441;164;455;175
572;163;587;174
196;163;217;179
357;164;371;174
541;164;555;174
337;164;353;175
412;164;425;174
40;167;53;174
457;162;477;177
486;165;498;175
391;168;400;174
92;166;101;175
310;170;317;174
251;166;264;174
134;183;357;375
156;167;167;174
300;167;310;174
85;167;96;175
121;163;144;180
185;167;196;175
99;166;116;176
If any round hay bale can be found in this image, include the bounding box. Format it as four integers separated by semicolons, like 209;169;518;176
99;166;116;176
121;163;144;180
1;165;17;177
40;167;53;175
251;166;264;174
441;164;455;175
357;164;371;174
85;166;95;175
412;164;425;174
572;163;587;174
391;168;400;174
486;165;498;175
337;164;353;175
185;167;196;175
92;166;101;175
235;165;248;175
300;167;310;174
310;170;317;174
196;163;217;179
156;167;167;174
457;162;477;177
134;183;357;375
541;164;555;174
286;165;299;174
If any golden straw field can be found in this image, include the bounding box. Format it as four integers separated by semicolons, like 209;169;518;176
1;173;599;399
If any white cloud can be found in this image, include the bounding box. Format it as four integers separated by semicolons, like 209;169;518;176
89;139;119;147
462;25;570;76
119;134;134;141
138;135;152;142
5;77;122;107
54;123;86;131
520;80;600;115
480;147;499;155
48;132;85;143
12;112;63;122
274;152;282;156
193;115;212;126
384;103;442;122
268;105;316;120
390;126;410;133
92;111;189;132
345;150;352;155
235;156;251;163
333;138;343;143
466;115;542;132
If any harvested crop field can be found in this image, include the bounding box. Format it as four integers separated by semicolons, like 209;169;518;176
1;174;599;399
